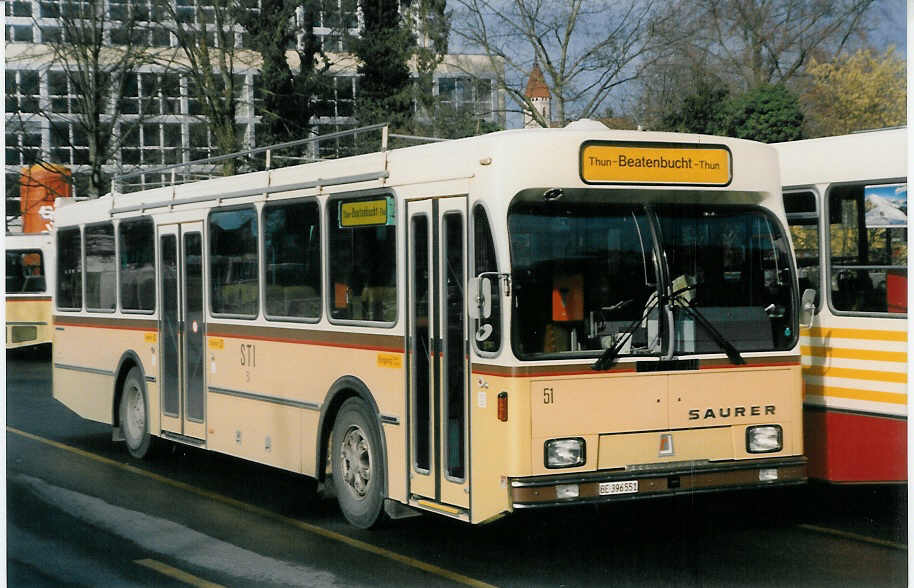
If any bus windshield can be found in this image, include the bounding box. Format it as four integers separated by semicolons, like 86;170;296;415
6;249;46;293
508;195;797;359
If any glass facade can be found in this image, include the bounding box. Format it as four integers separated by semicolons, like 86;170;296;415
4;1;502;205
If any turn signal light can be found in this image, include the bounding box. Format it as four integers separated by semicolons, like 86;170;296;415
497;392;508;422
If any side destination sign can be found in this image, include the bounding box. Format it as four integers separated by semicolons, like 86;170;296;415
339;196;395;227
580;141;732;186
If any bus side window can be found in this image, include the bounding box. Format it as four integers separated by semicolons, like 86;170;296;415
473;204;501;353
263;200;322;320
85;222;116;311
328;197;397;323
828;182;907;314
209;207;259;317
118;217;155;313
57;226;83;310
784;191;820;310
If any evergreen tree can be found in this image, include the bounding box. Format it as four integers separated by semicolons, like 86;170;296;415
235;0;329;151
412;0;448;132
721;84;805;143
353;0;415;133
659;78;730;135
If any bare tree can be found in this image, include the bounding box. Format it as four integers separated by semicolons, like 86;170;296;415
687;0;876;90
155;0;249;175
629;0;876;128
36;0;152;197
450;0;676;126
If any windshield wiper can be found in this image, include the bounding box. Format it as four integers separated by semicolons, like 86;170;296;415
591;293;662;371
591;283;745;370
671;293;745;365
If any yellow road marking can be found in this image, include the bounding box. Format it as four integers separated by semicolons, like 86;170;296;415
7;426;496;588
803;365;906;384
804;384;907;405
801;345;907;363
135;559;225;588
797;524;907;551
801;327;907;342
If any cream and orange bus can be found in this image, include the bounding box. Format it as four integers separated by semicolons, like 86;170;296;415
53;122;807;528
6;231;54;350
775;128;907;483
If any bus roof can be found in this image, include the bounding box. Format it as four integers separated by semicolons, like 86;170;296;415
774;127;907;188
56;124;782;227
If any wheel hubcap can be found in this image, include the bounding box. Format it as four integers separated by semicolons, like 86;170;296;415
340;425;371;498
125;385;144;445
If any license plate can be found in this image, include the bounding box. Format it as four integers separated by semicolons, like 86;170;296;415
599;480;638;496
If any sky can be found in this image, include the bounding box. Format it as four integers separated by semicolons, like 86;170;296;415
870;0;907;52
450;0;908;129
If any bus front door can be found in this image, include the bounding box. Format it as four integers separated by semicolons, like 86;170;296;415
407;197;470;512
158;222;207;442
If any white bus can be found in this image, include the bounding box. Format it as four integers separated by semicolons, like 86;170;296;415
6;231;54;349
775;128;906;483
53;122;807;528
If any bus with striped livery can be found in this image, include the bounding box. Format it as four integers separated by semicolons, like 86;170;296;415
776;127;907;483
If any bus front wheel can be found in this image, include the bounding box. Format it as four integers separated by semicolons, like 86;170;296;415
331;397;385;528
119;367;154;459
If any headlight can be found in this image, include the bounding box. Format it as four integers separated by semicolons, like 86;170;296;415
746;425;782;453
544;438;586;468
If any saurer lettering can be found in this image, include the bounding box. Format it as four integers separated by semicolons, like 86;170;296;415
688;405;776;420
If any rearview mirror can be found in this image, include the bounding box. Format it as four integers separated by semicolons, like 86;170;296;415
799;288;816;328
468;276;493;320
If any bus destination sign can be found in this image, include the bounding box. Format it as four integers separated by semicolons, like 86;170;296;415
580;142;731;186
339;197;396;228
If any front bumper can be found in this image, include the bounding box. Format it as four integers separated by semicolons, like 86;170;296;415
511;456;807;508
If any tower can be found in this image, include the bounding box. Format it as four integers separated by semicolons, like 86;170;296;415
523;63;551;128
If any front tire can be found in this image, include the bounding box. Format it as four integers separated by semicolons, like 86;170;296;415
331;397;385;528
119;367;154;459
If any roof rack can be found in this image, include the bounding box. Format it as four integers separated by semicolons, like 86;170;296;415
112;123;446;195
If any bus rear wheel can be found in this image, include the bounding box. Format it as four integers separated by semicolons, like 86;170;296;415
331;397;385;528
119;367;154;459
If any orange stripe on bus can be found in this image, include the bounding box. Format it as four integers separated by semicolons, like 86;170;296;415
53;321;158;332
803;365;907;384
206;331;404;354
801;345;907;363
805;384;907;405
6;297;52;302
801;327;907;342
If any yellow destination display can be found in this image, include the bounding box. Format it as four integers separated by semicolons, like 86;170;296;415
339;198;394;227
581;143;731;185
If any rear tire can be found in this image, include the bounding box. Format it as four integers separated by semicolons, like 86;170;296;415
331;397;385;528
120;367;155;459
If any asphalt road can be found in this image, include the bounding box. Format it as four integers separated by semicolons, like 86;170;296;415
6;351;908;587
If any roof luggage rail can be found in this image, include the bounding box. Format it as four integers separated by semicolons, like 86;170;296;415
112;123;445;194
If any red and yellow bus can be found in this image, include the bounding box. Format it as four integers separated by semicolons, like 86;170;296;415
6;232;54;350
776;128;907;483
53;123;806;527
